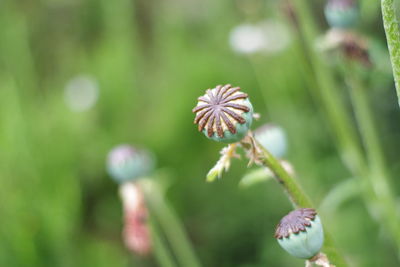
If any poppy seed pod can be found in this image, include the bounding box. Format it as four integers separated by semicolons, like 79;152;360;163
275;208;324;259
324;0;359;29
192;84;254;143
254;124;287;158
107;145;154;184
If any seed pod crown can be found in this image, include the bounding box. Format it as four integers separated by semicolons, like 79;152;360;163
275;208;324;259
192;84;253;143
275;208;317;239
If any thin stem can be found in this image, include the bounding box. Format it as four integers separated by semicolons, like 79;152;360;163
289;0;400;258
381;0;400;107
256;140;312;208
140;180;202;267
253;139;347;267
150;222;178;267
289;0;367;175
346;66;400;252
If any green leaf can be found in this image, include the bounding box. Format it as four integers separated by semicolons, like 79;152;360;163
319;178;360;214
239;168;274;188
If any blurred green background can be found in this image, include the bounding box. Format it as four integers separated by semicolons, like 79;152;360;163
1;0;400;266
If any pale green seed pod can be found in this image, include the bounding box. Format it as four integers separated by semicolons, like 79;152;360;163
192;84;253;143
106;145;154;184
275;208;324;259
324;0;359;29
254;124;287;158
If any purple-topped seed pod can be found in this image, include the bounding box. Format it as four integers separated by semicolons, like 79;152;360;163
106;144;155;184
275;208;324;259
324;0;359;29
192;84;254;143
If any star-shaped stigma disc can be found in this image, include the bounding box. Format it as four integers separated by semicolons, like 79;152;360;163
274;208;317;239
192;84;251;138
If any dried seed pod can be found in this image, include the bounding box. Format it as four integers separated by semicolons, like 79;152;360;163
317;29;371;67
254;123;287;158
107;145;154;184
341;35;371;67
275;208;324;259
324;0;359;29
192;84;253;143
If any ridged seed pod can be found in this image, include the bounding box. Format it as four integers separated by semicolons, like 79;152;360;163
254;124;287;158
275;208;324;259
324;0;359;29
107;144;154;184
192;84;253;143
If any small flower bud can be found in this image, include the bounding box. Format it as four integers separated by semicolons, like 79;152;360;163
192;84;254;143
254;124;287;158
107;145;154;184
324;0;359;29
275;208;324;259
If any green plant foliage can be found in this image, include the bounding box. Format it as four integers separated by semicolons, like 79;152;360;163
0;0;400;266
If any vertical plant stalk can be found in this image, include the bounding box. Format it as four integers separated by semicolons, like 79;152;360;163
290;0;400;258
150;222;178;267
289;0;366;175
381;0;400;106
346;67;400;251
140;180;202;267
255;140;313;208
249;139;347;267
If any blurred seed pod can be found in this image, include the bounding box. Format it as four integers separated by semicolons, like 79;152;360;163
64;75;99;112
275;208;324;259
342;36;370;67
192;84;254;143
107;145;155;184
254;123;288;158
120;183;152;255
317;29;370;67
324;0;359;29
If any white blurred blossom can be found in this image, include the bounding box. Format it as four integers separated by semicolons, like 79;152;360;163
64;75;99;112
229;20;291;55
315;28;350;51
119;182;142;212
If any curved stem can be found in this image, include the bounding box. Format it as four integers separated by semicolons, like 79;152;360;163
287;0;400;259
381;0;400;107
140;180;202;267
346;65;400;253
252;139;347;267
289;0;367;175
150;222;178;267
255;140;313;208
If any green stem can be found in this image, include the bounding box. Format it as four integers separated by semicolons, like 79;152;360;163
256;141;312;208
140;180;202;267
289;0;400;259
289;0;367;175
150;222;178;267
346;66;400;252
254;140;347;267
381;0;400;106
